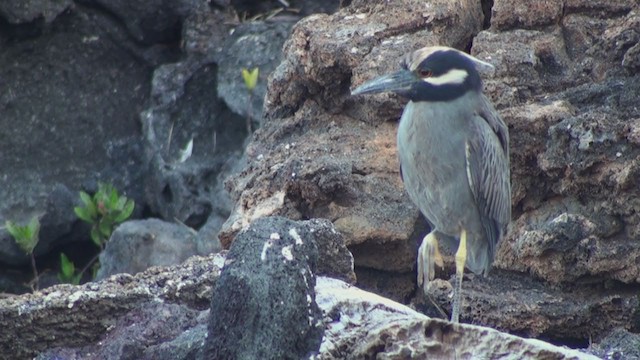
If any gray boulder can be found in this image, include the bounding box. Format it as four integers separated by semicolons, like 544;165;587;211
204;216;324;359
96;219;201;280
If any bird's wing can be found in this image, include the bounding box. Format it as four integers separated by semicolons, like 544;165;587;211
465;96;511;229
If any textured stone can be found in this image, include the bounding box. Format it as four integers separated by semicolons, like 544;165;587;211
0;253;223;359
316;277;599;360
491;0;563;30
2;253;608;360
96;219;200;280
0;9;150;266
220;0;484;281
219;0;640;348
0;0;72;24
204;216;324;359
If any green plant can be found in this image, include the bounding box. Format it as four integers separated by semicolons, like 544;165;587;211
5;216;41;291
58;253;81;285
241;67;259;91
241;67;259;133
74;183;135;249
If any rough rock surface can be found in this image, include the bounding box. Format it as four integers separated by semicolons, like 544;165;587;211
0;7;150;266
5;253;605;360
95;218;201;280
6;216;355;359
0;0;302;283
219;0;640;345
3;253;223;360
204;216;324;359
316;277;599;360
0;0;72;24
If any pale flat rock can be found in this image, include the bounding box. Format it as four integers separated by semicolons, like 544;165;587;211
315;277;599;360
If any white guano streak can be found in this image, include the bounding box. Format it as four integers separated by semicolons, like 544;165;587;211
423;69;468;86
261;233;281;261
289;227;303;245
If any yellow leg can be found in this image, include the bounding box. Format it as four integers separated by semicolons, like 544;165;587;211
451;229;467;323
417;232;444;290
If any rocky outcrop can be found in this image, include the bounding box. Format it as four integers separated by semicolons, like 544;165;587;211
220;0;640;345
0;0;325;290
204;216;324;359
2;229;603;359
1;0;639;356
5;216;355;359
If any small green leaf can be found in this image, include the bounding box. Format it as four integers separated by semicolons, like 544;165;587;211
241;67;259;91
79;191;98;218
74;206;93;223
5;220;20;239
60;253;75;277
108;187;119;208
6;218;40;254
90;227;102;247
79;191;92;207
58;253;81;285
98;220;112;238
114;200;134;223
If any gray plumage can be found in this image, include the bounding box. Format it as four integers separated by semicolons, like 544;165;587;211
398;91;510;275
352;46;511;322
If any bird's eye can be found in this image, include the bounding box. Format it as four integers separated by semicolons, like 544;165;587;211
418;69;433;78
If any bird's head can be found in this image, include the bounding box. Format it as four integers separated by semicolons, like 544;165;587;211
351;46;494;102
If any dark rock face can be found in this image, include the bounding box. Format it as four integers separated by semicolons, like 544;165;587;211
37;301;205;360
2;253;223;359
204;216;324;360
96;219;202;280
0;0;296;281
0;0;72;24
215;20;295;123
76;0;198;44
0;8;150;265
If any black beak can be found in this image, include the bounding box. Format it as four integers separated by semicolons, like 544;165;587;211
351;69;416;96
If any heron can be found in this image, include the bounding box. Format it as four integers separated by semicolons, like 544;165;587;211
351;46;511;322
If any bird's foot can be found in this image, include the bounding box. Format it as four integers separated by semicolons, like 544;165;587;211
417;232;444;291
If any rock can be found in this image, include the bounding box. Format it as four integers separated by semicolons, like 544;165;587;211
218;0;640;348
302;218;356;284
204;216;324;359
143;5;338;240
142;58;247;230
2;251;604;360
1;253;223;359
0;0;72;24
316;277;599;360
0;7;151;266
490;0;563;30
76;0;200;44
588;327;640;360
36;302;205;360
420;270;638;341
95;219;199;280
215;20;295;124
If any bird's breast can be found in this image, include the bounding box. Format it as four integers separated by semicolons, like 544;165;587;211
396;98;477;233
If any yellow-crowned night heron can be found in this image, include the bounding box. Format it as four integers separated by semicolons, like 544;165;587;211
351;46;511;323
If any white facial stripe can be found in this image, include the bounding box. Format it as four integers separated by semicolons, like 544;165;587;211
422;69;468;85
409;46;495;71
